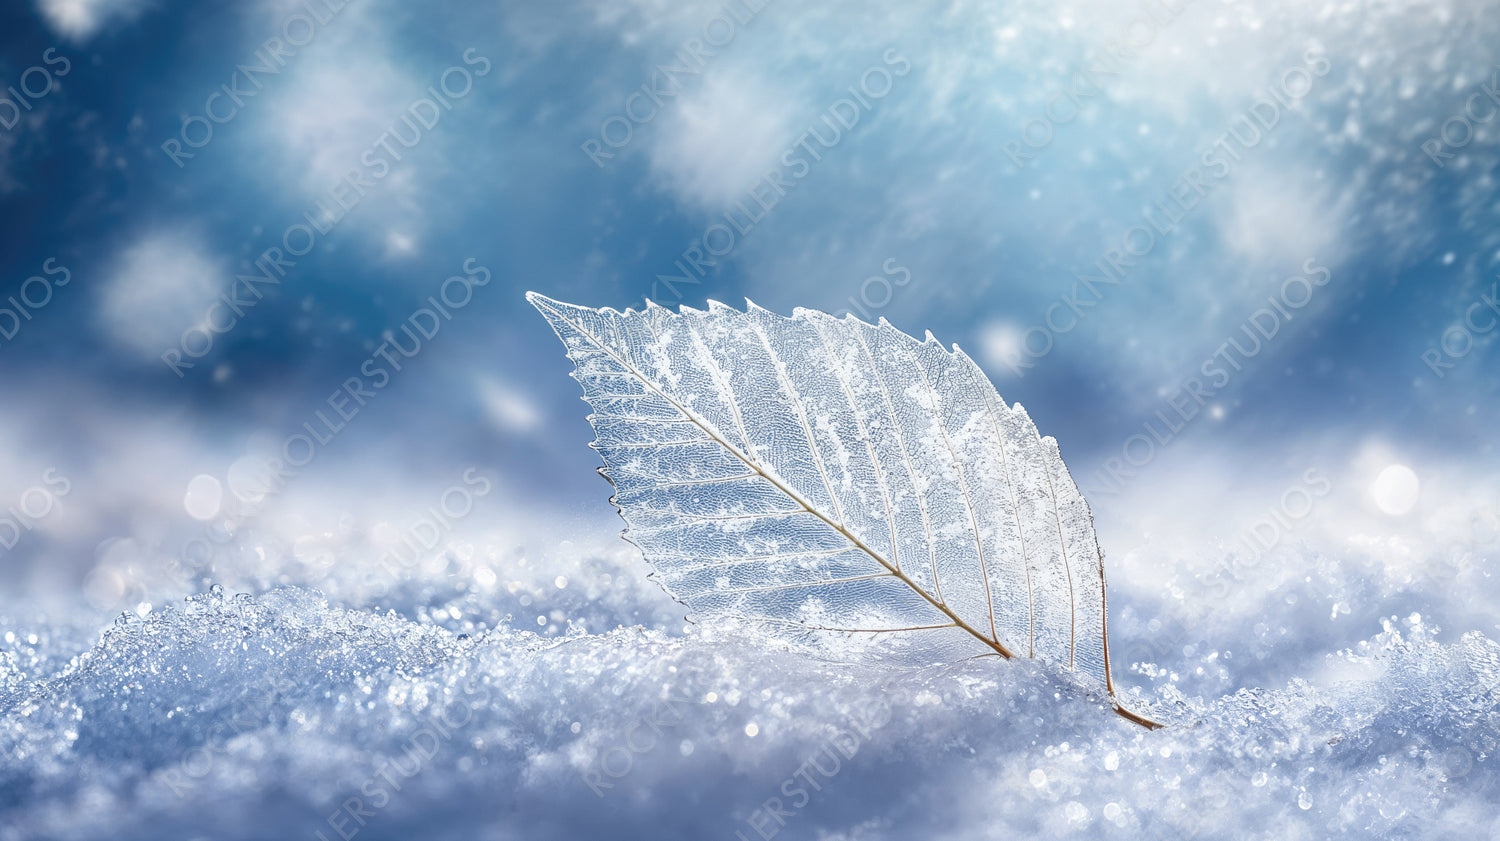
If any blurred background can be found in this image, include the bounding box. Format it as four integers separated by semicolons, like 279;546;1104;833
0;0;1497;693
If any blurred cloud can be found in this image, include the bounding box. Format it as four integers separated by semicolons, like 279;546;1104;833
94;230;230;362
36;0;152;41
255;13;417;199
1218;164;1345;267
978;320;1028;380
647;69;799;211
477;374;542;435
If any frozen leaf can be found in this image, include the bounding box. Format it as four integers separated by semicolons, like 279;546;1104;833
529;293;1159;728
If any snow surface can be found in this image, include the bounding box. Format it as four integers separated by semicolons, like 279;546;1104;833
3;488;1498;841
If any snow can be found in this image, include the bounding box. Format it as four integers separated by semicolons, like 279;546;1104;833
3;516;1498;840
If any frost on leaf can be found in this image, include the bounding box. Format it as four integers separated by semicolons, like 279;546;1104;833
528;293;1158;727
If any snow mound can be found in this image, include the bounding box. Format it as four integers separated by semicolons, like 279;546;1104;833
2;585;1498;841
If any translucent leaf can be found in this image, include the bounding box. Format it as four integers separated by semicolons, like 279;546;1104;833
529;293;1159;728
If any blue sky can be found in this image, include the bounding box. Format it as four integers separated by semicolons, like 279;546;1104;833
0;0;1497;604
